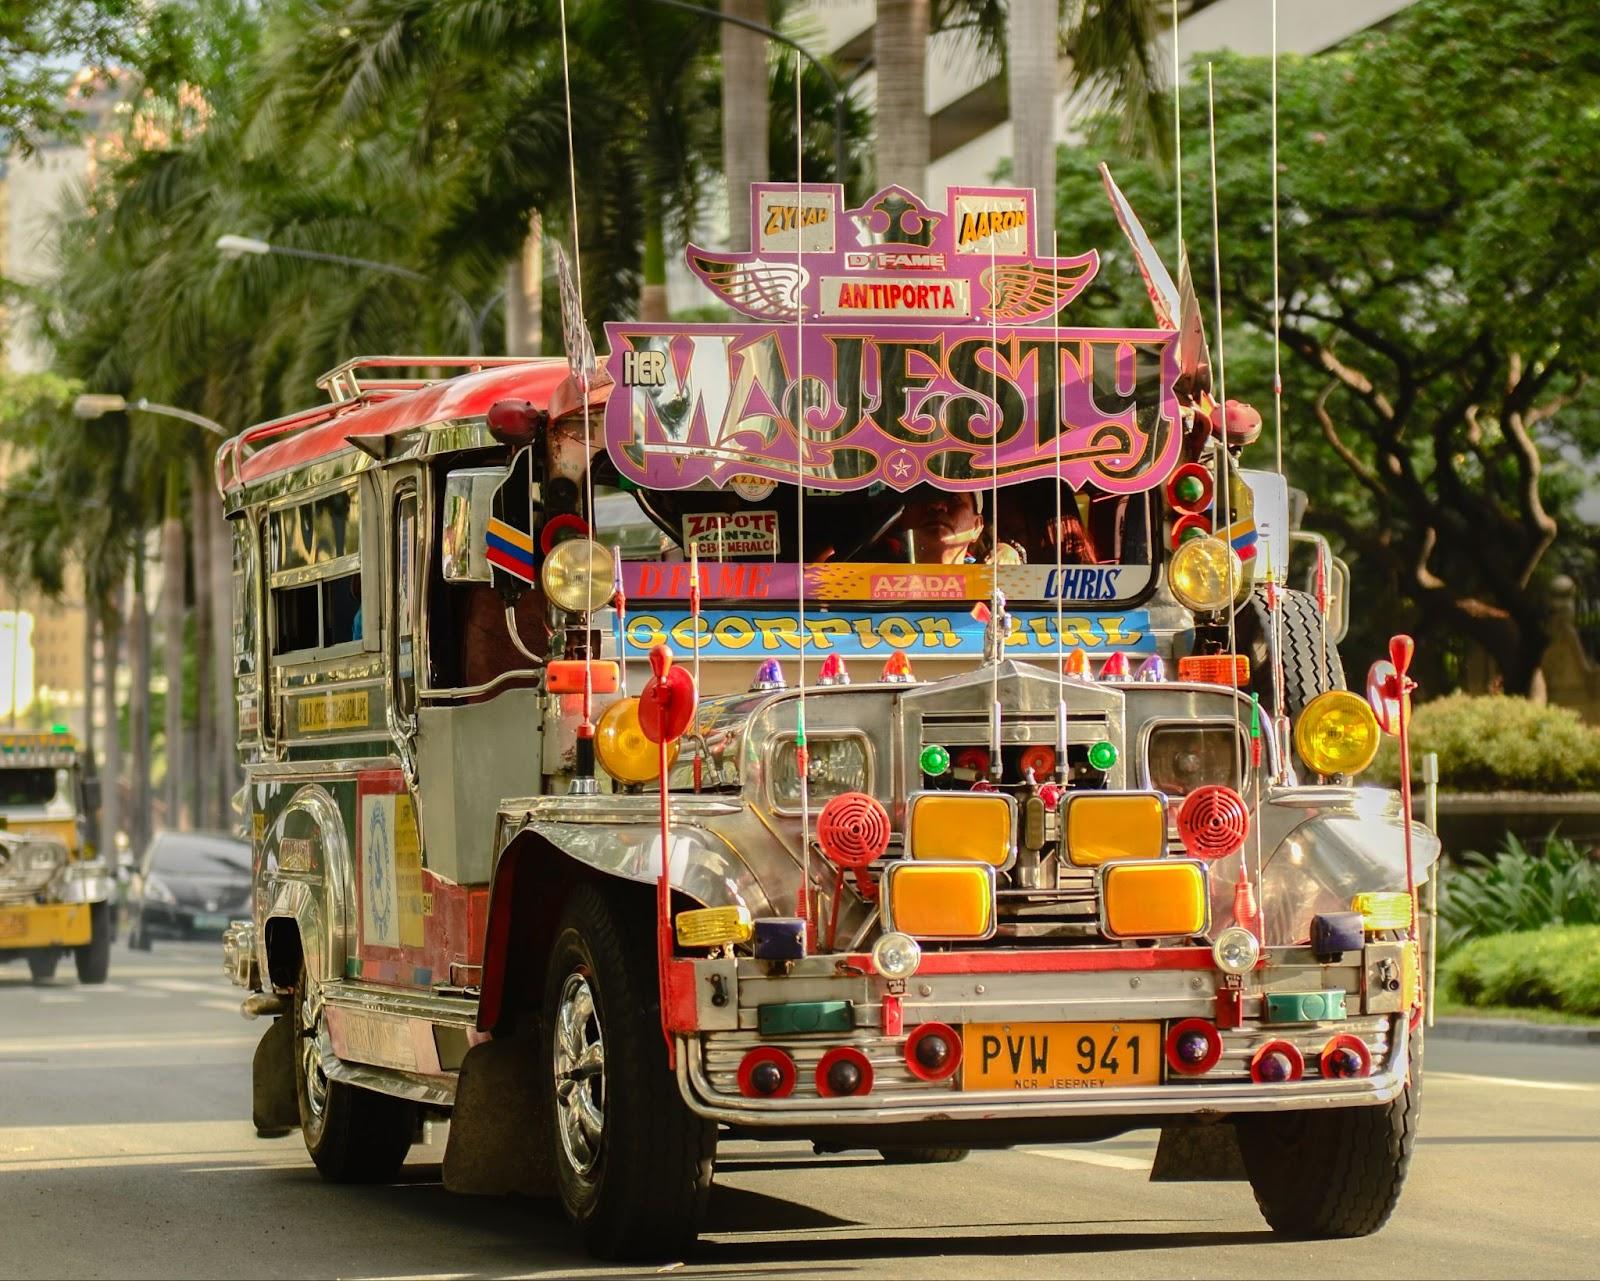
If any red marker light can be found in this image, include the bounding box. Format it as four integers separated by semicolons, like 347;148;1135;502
881;651;915;683
1100;651;1130;680
818;653;850;686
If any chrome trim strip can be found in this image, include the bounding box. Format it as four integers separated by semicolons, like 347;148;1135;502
319;1040;457;1108
322;980;479;1030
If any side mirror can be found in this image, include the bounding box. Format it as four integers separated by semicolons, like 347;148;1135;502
441;467;509;584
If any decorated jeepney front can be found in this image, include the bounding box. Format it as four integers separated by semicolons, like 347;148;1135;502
508;179;1435;1118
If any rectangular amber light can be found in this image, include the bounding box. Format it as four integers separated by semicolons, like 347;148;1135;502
884;861;996;939
907;792;1014;868
1100;860;1208;938
1063;792;1168;866
675;905;753;949
1353;891;1412;931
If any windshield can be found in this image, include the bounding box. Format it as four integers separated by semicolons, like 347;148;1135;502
147;833;252;878
0;768;64;808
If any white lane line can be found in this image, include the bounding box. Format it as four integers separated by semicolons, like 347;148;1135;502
87;983;128;993
200;999;243;1013
125;988;171;1000
38;994;86;1005
1432;1071;1596;1093
0;1033;255;1054
1020;1146;1151;1172
142;979;226;994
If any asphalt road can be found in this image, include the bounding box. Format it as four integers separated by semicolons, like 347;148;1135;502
3;940;1597;1280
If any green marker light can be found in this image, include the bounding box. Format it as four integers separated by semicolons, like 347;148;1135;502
919;744;951;776
1175;474;1206;504
1087;740;1119;771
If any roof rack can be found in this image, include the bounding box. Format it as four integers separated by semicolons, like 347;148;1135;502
317;355;540;404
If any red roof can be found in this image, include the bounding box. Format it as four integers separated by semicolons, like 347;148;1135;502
219;358;610;494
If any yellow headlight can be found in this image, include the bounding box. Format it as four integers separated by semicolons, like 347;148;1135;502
1167;535;1246;613
674;905;753;949
541;537;615;613
1062;792;1168;866
884;861;996;939
596;696;677;783
1295;690;1381;776
1100;860;1208;938
1352;891;1411;931
907;792;1015;868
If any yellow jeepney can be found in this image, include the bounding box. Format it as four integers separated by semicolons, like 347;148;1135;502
0;730;114;983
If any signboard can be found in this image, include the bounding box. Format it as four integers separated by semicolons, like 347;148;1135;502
682;510;778;557
617;608;1156;658
604;183;1181;497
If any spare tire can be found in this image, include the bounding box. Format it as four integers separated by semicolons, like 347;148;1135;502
1235;585;1344;773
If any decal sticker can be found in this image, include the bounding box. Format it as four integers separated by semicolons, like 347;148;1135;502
619;560;1151;603
362;794;397;949
757;187;836;254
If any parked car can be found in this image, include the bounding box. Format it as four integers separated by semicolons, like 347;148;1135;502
127;831;252;948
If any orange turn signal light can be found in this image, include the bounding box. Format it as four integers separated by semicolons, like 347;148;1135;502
1177;654;1249;687
546;660;620;695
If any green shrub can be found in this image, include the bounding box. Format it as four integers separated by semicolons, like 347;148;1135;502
1439;834;1600;952
1370;693;1600;792
1441;925;1600;1017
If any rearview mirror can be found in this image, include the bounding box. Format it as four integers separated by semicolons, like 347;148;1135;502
441;467;508;584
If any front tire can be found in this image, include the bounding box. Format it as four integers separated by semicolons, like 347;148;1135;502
1237;1025;1422;1237
27;949;60;983
75;902;112;983
292;962;416;1182
878;1147;970;1164
543;884;715;1260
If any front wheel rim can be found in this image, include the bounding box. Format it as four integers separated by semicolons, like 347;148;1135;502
553;970;606;1177
300;988;329;1122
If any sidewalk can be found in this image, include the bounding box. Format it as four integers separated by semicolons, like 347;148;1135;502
1433;1015;1600;1047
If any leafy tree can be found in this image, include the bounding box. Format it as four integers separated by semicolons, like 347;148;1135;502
1055;0;1600;694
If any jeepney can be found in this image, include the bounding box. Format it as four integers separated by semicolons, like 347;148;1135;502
220;178;1433;1260
0;729;113;983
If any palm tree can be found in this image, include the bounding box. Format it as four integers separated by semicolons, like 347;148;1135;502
875;0;932;192
722;0;769;250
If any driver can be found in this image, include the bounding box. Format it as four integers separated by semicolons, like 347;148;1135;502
869;487;986;564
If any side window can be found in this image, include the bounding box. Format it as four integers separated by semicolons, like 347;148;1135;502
268;487;364;658
393;489;419;718
231;518;257;677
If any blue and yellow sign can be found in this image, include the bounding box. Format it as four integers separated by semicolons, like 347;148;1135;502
618;609;1154;657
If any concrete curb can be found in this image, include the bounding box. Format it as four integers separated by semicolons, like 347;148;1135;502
1432;1016;1600;1047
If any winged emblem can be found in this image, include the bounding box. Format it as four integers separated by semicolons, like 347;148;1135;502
552;242;597;381
979;253;1100;321
688;255;809;321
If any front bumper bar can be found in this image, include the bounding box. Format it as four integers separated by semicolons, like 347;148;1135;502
677;1014;1409;1128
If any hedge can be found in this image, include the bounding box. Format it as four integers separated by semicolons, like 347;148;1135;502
1370;693;1600;792
1441;925;1600;1017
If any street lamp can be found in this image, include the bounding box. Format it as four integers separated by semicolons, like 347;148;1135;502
645;0;865;194
72;394;228;438
215;233;503;356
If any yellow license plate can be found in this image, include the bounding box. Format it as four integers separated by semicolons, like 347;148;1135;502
962;1021;1161;1090
0;908;30;940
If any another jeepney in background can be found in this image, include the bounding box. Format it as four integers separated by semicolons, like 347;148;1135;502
220;179;1433;1260
0;729;113;984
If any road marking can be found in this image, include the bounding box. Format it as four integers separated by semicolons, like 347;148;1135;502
142;979;226;994
38;994;86;1005
1432;1071;1596;1093
125;988;171;1000
200;998;243;1013
0;1033;255;1055
1019;1146;1151;1172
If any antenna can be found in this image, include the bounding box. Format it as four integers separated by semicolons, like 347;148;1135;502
792;53;813;942
1172;0;1183;263
1268;0;1290;770
987;231;1004;782
1053;232;1068;786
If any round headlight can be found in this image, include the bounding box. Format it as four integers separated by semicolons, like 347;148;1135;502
595;696;677;784
540;537;615;614
871;931;922;979
1167;535;1247;614
1294;689;1381;777
1212;925;1260;975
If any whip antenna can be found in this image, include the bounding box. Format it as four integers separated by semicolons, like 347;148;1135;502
791;53;814;940
1172;0;1183;261
1053;232;1068;784
987;231;1004;781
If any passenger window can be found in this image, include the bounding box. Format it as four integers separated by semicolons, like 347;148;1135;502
321;572;363;646
267;484;365;659
274;583;320;653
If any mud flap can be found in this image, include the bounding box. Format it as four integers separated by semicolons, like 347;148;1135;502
251;1015;299;1137
443;1031;555;1197
1149;1122;1247;1181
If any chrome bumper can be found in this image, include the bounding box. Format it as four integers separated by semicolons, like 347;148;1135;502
677;1014;1408;1127
222;919;258;988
